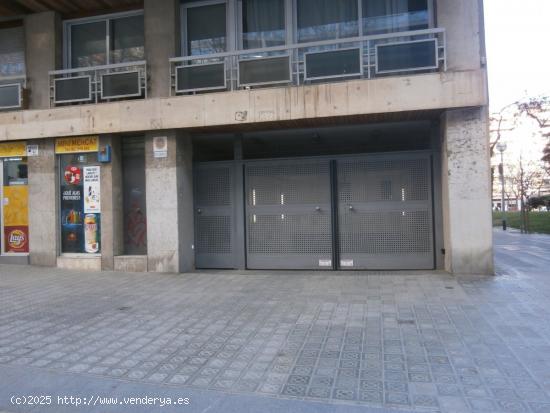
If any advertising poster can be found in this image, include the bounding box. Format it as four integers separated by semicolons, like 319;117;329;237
60;163;101;254
3;185;29;253
83;166;101;213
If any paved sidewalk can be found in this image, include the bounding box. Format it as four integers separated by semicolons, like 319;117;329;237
0;229;550;412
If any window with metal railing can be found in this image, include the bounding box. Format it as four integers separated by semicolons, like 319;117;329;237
50;11;146;107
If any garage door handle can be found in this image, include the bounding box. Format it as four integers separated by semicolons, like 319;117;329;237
315;206;321;211
197;208;202;214
349;205;354;211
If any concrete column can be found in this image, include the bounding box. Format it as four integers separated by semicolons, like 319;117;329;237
28;138;58;266
145;131;180;272
99;136;123;270
177;133;195;272
144;0;180;98
441;107;493;275
437;0;483;71
24;11;62;110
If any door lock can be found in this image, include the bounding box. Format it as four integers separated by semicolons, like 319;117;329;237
197;208;202;214
315;206;321;211
349;205;354;211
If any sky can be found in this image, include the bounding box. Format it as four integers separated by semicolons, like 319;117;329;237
484;0;550;112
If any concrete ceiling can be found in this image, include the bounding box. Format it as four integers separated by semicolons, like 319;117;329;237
0;0;143;18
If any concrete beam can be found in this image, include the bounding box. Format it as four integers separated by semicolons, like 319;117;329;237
441;107;494;275
0;70;489;141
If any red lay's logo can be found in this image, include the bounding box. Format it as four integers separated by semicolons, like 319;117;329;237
8;229;26;249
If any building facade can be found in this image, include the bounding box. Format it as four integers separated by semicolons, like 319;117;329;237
0;0;492;274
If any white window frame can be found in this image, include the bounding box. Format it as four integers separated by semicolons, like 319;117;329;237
180;0;236;57
63;9;144;69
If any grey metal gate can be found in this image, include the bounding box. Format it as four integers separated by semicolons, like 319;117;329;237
245;159;333;270
194;162;235;269
336;153;434;270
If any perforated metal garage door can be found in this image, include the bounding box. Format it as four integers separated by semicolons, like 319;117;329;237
245;159;333;269
337;153;434;270
194;163;235;268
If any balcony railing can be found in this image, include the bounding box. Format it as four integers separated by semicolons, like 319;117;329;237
0;76;26;110
49;61;147;107
170;28;446;96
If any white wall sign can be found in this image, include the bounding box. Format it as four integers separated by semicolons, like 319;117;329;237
83;166;101;213
153;136;168;158
26;144;39;157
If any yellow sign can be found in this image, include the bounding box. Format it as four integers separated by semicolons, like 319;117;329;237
0;141;27;157
3;186;29;227
55;136;99;154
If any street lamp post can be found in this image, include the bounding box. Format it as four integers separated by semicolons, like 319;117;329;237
496;142;507;230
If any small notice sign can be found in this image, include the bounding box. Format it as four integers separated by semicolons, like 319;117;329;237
153;136;168;158
26;144;39;157
340;259;354;267
319;259;332;267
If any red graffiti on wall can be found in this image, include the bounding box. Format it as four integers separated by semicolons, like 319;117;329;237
125;201;147;247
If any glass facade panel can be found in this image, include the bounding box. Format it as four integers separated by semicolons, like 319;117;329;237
0;84;20;108
0;26;25;76
377;39;436;73
362;0;429;35
71;21;107;68
297;0;358;42
186;3;227;55
305;48;361;79
122;137;147;255
60;153;101;254
242;0;285;49
177;63;226;92
2;157;29;254
110;15;145;63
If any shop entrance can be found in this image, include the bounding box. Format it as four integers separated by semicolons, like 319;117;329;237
194;151;434;270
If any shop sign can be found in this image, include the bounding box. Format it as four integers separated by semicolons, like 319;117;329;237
153;136;168;158
55;136;99;154
0;141;27;157
83;166;101;213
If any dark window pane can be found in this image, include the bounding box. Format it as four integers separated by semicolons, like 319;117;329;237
55;77;91;103
377;40;437;73
122;137;147;255
305;49;361;79
243;0;285;49
239;56;290;85
0;26;25;76
363;0;429;35
110;15;144;63
101;71;140;98
0;84;20;108
297;0;358;42
71;21;107;68
176;63;225;92
187;4;227;55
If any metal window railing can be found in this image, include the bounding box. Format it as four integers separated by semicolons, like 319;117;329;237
0;75;26;110
49;61;147;107
170;28;446;96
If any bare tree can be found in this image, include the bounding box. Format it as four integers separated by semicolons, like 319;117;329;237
506;155;547;232
516;96;550;172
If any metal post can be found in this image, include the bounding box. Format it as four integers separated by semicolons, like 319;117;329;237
497;142;508;231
